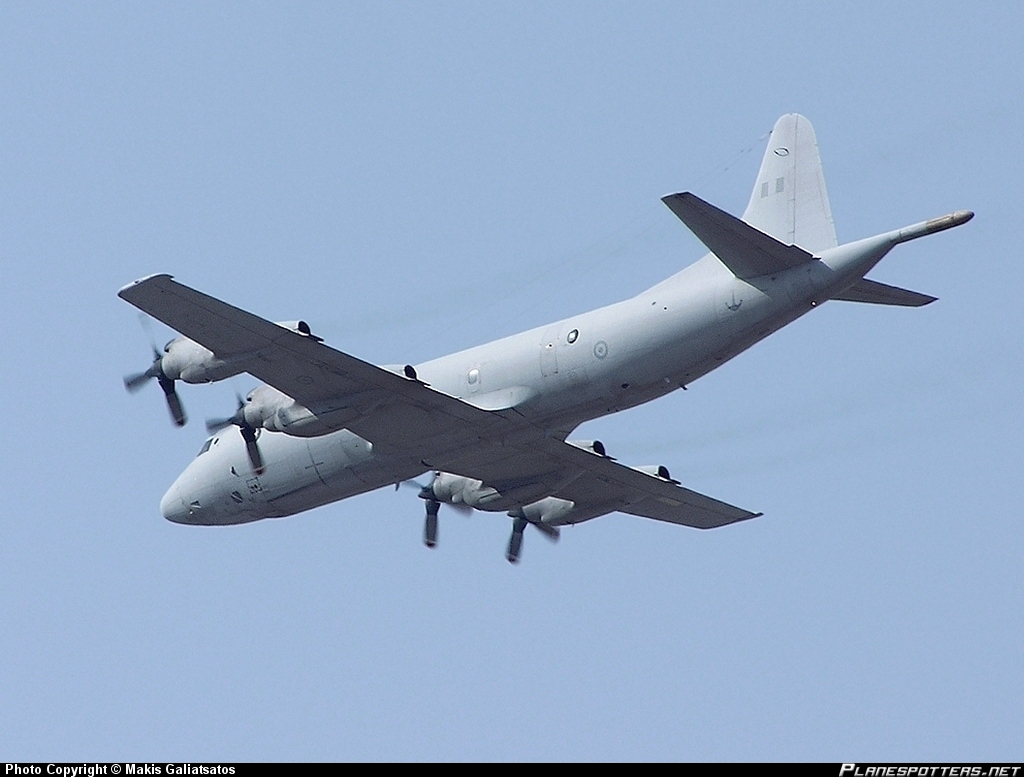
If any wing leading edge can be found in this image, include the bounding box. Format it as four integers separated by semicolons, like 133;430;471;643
119;274;760;529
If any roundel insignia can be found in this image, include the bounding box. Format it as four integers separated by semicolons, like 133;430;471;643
593;340;608;359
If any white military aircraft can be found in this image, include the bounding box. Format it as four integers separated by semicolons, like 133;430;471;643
120;114;971;563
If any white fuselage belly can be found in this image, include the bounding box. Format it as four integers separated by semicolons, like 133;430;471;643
162;245;878;526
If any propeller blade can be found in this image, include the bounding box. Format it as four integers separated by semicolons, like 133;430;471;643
123;370;154;393
395;474;433;494
205;416;235;434
240;425;265;475
163;387;187;427
423;499;440;548
156;374;187;427
137;313;161;356
532;521;560;543
206;391;247;434
415;470;438;498
506;517;528;564
123;344;162;393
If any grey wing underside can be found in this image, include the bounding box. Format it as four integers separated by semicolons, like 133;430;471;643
119;274;760;530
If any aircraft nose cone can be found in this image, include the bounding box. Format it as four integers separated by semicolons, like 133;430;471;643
160;482;189;523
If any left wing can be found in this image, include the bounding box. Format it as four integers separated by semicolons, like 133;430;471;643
119;274;760;529
118;274;507;454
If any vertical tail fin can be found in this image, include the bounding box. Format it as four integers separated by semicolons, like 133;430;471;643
742;114;837;254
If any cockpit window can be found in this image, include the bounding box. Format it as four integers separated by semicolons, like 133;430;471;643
197;438;213;457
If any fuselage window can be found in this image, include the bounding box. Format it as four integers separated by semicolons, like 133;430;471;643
567;328;579;344
197;438;213;457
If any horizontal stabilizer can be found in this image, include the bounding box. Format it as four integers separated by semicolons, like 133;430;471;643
832;278;937;307
663;192;815;279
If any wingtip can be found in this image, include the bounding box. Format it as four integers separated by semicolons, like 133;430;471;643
117;273;174;300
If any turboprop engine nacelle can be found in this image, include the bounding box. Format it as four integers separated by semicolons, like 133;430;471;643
429;472;503;508
160;337;245;384
238;385;360;438
512;496;576;526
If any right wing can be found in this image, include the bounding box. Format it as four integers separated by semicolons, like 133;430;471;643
431;434;761;529
542;439;761;528
120;274;760;530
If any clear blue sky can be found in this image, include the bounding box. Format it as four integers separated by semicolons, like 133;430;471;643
2;2;1021;761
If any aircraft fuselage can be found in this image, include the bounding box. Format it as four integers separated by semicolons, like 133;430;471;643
159;230;899;526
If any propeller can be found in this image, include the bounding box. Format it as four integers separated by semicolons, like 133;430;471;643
397;472;471;548
206;393;265;475
505;514;560;564
123;317;187;427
